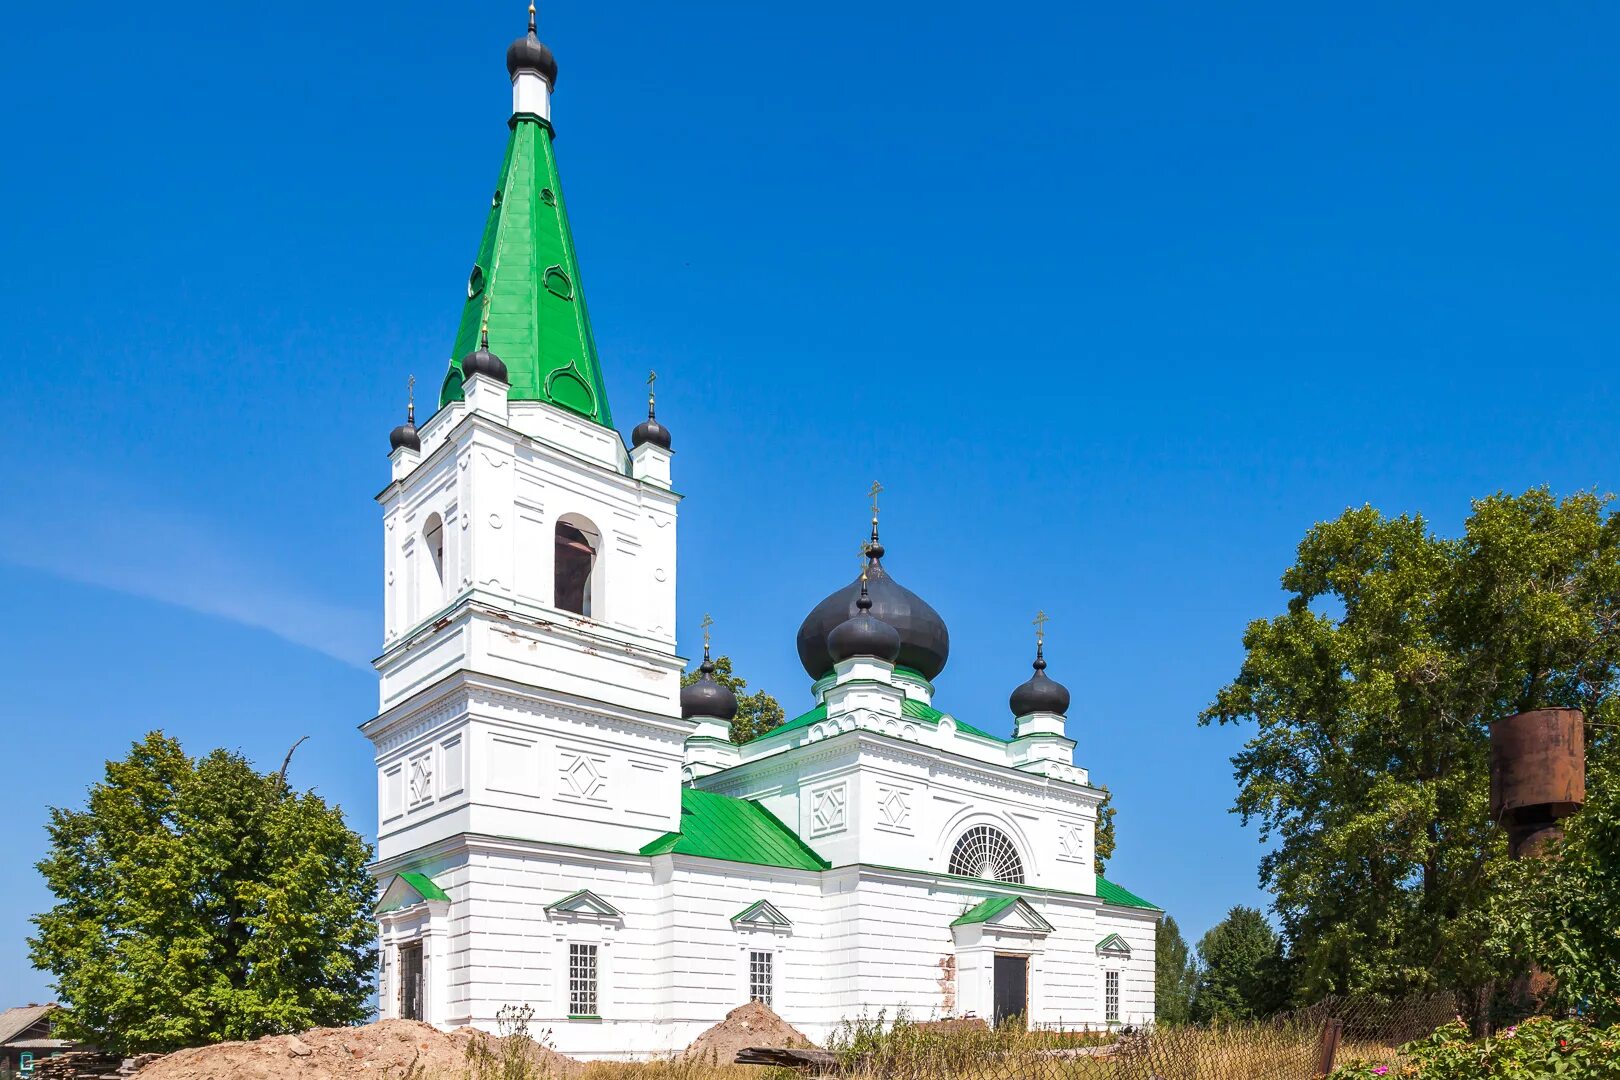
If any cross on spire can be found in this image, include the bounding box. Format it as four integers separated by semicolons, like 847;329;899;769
868;480;884;517
700;612;714;649
1033;609;1050;645
407;374;416;425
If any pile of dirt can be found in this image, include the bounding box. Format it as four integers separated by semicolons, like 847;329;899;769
135;1019;581;1080
681;1001;815;1064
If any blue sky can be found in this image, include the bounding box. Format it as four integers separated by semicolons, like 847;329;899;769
3;2;1618;1002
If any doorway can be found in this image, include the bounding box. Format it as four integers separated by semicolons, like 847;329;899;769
399;942;424;1021
992;954;1028;1027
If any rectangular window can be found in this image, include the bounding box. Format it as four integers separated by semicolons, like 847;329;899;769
569;943;598;1016
1105;969;1120;1023
749;950;773;1008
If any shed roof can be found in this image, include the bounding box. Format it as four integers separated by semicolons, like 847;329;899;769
641;788;829;871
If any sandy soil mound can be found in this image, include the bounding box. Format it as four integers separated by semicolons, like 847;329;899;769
681;1001;815;1064
135;1019;581;1080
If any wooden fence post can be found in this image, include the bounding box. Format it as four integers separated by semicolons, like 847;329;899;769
1314;1018;1344;1078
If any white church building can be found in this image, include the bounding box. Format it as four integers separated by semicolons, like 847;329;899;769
366;11;1158;1057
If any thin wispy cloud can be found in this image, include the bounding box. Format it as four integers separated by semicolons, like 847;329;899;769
1;490;372;669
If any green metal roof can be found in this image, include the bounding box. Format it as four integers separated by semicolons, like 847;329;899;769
398;870;448;902
951;895;1056;932
952;895;1022;925
378;870;450;912
758;697;1006;745
440;115;613;427
640;788;829;871
1096;876;1158;910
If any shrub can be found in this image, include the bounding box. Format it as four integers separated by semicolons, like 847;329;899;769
1330;1016;1620;1080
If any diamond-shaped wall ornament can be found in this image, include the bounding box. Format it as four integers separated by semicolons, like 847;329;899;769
810;786;846;835
880;789;910;828
563;754;604;800
1059;824;1086;861
409;757;433;806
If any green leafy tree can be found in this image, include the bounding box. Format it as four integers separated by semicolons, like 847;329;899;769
681;654;785;744
30;732;378;1054
1155;914;1198;1024
1094;785;1117;875
1201;488;1620;1003
1191;906;1286;1022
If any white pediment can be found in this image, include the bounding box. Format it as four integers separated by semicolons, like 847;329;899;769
1096;932;1132;957
731;899;792;929
544;889;622;920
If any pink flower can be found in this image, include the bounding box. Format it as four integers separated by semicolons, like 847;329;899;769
1503;1026;1518;1037
1373;1067;1389;1076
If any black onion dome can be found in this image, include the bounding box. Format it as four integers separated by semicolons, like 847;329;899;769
1009;644;1070;717
681;656;737;721
506;30;558;85
827;583;902;665
632;411;672;450
389;421;421;452
797;553;950;681
459;343;508;384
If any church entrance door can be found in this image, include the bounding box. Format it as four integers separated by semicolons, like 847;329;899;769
992;954;1028;1028
399;942;424;1021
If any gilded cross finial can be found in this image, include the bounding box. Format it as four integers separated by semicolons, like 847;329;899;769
407;374;416;425
868;480;884;518
1033;609;1050;645
646;369;657;415
700;612;714;649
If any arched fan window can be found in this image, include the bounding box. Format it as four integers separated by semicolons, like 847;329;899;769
949;825;1024;884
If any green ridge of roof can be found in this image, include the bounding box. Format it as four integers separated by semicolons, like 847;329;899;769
440;116;614;427
758;698;1006;745
951;895;1022;925
1096;876;1159;910
761;704;827;740
900;697;1005;742
640;788;829;871
398;870;449;902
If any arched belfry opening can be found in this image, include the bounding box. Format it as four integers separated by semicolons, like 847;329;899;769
554;515;600;617
421;512;446;610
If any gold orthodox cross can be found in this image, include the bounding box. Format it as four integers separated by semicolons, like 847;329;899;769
868;481;884;517
407;374;416;424
700;612;714;649
1033;609;1050;644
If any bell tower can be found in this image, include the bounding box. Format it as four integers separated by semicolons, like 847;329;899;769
365;8;689;864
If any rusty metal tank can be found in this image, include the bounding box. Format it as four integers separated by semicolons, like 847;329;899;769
1489;707;1586;859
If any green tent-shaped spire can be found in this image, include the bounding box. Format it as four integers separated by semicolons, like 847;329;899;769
440;110;614;427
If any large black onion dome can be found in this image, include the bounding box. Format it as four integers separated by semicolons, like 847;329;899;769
459;335;508;384
389;421;421;452
506;10;558;85
1009;643;1070;717
797;549;950;681
632;401;672;450
827;581;902;665
681;653;737;721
